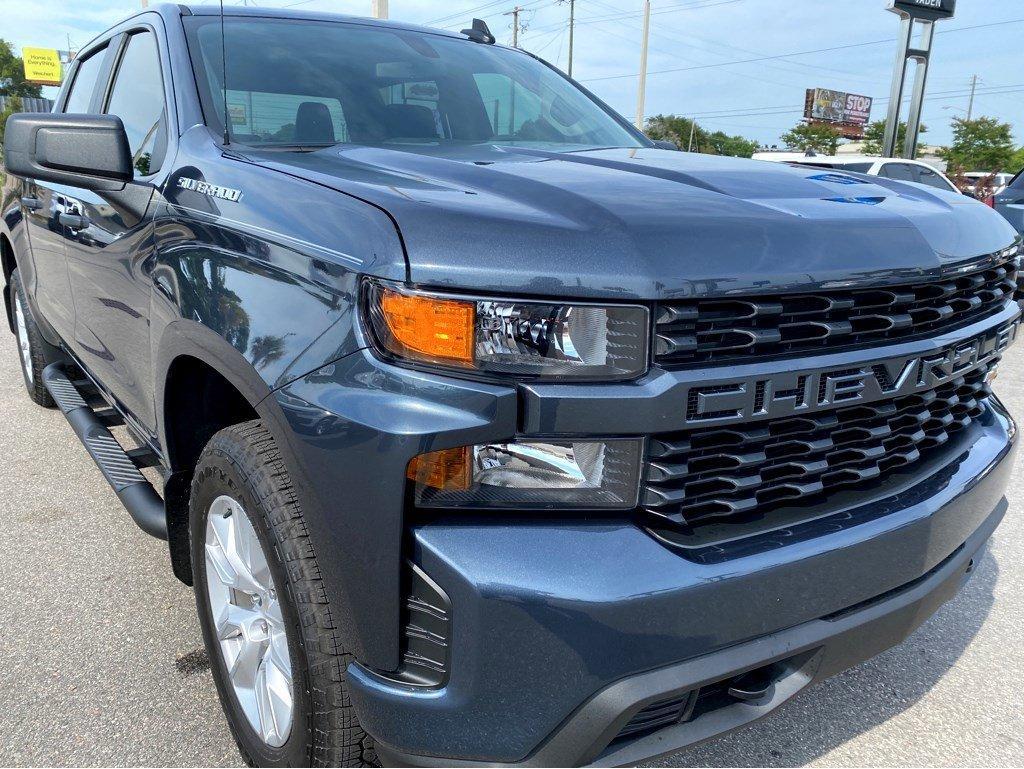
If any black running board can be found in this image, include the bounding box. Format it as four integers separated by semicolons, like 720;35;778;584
43;362;168;540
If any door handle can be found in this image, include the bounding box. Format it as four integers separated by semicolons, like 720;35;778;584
20;196;42;211
58;213;89;230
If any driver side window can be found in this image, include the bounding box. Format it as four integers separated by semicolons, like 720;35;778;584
104;31;167;177
62;46;107;114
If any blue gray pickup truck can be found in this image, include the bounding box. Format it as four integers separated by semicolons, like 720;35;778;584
2;4;1021;767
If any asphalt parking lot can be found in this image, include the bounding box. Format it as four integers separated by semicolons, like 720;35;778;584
1;331;1023;767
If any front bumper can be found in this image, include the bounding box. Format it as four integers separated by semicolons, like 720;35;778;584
348;399;1016;767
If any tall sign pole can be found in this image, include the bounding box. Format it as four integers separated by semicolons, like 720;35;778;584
635;0;651;131
882;0;956;159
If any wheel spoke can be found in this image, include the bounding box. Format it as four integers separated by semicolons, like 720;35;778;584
14;295;33;383
208;499;270;594
227;626;266;692
215;603;260;641
256;648;293;745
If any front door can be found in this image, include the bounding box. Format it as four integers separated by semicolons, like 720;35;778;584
65;29;164;430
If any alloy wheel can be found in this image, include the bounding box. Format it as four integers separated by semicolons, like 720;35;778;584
14;292;33;384
205;495;294;747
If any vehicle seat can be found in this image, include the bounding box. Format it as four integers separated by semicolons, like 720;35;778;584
295;101;336;143
383;103;438;139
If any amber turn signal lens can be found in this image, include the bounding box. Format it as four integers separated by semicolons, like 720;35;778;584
407;446;472;491
379;288;475;364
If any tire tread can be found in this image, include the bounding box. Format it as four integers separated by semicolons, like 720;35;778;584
195;420;378;768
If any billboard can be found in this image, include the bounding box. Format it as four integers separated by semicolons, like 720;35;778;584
21;47;62;86
805;89;873;126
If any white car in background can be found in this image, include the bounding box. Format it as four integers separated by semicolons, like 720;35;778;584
962;171;1014;197
752;153;960;194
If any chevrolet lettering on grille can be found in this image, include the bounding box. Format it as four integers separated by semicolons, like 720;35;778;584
686;319;1019;427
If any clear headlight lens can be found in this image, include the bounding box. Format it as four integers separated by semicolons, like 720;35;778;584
365;281;649;380
408;440;643;509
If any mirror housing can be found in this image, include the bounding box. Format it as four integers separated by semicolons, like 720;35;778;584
3;113;133;191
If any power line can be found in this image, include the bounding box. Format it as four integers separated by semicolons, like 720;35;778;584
581;17;1024;84
653;86;1024;125
684;83;1024;119
530;0;742;33
426;0;512;26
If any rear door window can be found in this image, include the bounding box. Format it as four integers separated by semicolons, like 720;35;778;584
915;166;955;192
835;162;874;173
63;47;107;113
104;32;167;177
879;163;917;182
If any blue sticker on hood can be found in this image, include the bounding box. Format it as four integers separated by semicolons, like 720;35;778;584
807;172;868;185
825;196;885;205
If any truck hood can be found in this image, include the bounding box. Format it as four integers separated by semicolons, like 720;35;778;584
247;145;1019;300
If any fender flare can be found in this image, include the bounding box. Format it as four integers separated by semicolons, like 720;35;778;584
154;318;277;461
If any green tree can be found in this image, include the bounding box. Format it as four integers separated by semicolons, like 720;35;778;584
939;116;1016;173
0;40;43;98
645;115;758;156
861;120;927;155
1010;146;1024;174
780;122;842;155
0;94;22;147
645;114;707;151
706;130;759;158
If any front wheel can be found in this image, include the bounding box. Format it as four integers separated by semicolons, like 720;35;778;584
9;269;55;407
190;420;377;767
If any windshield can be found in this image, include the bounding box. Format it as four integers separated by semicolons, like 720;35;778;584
184;16;645;152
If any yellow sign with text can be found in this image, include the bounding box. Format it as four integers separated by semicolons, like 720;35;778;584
22;47;62;86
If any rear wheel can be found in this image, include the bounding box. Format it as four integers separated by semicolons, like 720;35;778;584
10;269;55;407
190;420;377;767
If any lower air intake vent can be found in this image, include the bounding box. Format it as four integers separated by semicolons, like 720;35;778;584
396;563;451;688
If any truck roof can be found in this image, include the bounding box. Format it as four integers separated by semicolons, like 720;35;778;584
175;2;466;39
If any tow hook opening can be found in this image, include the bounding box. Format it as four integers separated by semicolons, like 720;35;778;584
614;650;820;743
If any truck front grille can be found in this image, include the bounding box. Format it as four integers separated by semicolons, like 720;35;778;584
654;248;1019;367
641;359;995;541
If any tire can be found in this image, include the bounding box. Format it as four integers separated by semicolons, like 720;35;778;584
9;269;56;407
190;420;378;768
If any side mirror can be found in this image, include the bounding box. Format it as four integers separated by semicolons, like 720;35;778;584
3;113;133;191
651;139;680;151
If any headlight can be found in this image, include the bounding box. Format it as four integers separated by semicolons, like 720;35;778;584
408;440;643;509
365;281;649;380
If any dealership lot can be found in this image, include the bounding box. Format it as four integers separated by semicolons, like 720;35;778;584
0;334;1022;767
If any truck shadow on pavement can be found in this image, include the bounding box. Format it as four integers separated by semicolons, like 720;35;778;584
650;547;1000;768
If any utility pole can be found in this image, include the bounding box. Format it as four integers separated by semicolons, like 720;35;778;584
372;0;389;19
966;74;978;120
567;0;576;78
634;0;651;131
687;118;696;152
504;6;525;48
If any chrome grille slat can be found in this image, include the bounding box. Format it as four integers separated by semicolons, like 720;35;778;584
655;252;1019;367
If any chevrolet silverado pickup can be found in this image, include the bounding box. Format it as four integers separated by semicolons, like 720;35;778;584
2;4;1021;767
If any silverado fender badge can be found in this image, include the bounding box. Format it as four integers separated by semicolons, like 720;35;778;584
176;176;243;202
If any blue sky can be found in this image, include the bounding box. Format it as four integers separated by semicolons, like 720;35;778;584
3;0;1022;148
